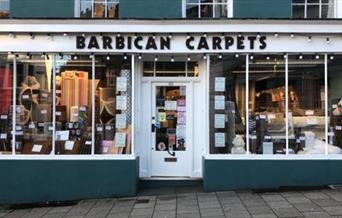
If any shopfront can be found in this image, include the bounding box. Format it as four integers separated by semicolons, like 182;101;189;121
1;19;342;203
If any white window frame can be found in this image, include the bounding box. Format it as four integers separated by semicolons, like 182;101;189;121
183;0;233;18
292;0;336;18
77;0;119;18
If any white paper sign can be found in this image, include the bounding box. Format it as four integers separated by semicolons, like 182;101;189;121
115;132;126;147
333;104;338;109
56;90;62;94
306;118;318;125
41;110;47;114
85;141;92;145
64;141;74;150
215;96;225;110
22;95;29;99
42;93;48;98
56;130;69;141
176;124;186;139
215;114;225;129
165;101;177;111
32;144;43;152
336;126;342;130
48;126;53;131
116;77;127;92
116;96;127;110
0;115;8;119
116;114;127;129
0;133;6;139
305;110;314;115
97;126;103;132
105;125;113;130
215;133;225;147
215;77;226;92
177;106;186;112
29;123;35;129
56;111;62;116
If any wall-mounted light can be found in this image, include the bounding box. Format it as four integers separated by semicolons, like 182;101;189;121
315;54;320;59
89;53;94;59
106;54;110;60
330;55;334;60
73;55;78;60
221;33;225;39
168;33;172;39
63;32;68;37
41;53;46;58
152;34;156;40
308;36;312;42
46;55;50;60
274;33;279;37
117;33;121;37
326;37;330;44
238;32;242;37
154;55;158;62
203;54;207;60
257;33;261;38
298;54;303;60
203;33;207;38
30;33;34;40
138;54;142;60
171;56;175;62
283;53;288;59
235;54;239;58
250;55;254;60
290;33;295;38
9;32;15;38
187;55;191;61
81;33;86;37
218;54;223;59
266;55;270;60
187;33;191;39
123;54;128;60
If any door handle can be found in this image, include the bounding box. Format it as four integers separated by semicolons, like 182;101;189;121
151;123;155;132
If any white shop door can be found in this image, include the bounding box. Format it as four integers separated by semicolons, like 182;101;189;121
150;82;193;177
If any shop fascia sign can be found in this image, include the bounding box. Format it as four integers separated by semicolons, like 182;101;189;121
76;34;267;51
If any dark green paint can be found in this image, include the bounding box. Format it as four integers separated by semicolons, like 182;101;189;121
203;159;342;191
10;0;74;18
0;159;138;204
119;0;182;18
234;0;292;18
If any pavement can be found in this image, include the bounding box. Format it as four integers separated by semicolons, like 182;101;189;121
2;187;342;218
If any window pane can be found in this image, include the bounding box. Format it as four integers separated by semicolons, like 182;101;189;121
210;55;246;154
187;0;199;3
16;54;53;155
95;55;132;155
187;62;199;77
0;0;10;17
0;54;13;155
307;5;320;18
292;5;305;18
214;4;227;18
155;62;187;77
186;4;199;18
293;0;305;3
307;0;319;3
328;55;342;154
288;55;325;155
80;0;92;18
107;3;119;18
143;62;154;77
55;55;93;155
248;55;286;155
201;4;213;18
201;0;213;3
94;2;106;18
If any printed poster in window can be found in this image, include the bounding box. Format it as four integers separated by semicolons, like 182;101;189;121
176;124;186;140
116;96;127;110
165;101;177;111
115;132;126;147
215;77;226;92
115;114;127;129
215;133;225;147
116;77;127;92
177;112;186;124
215;95;225;110
215;114;225;129
177;99;186;106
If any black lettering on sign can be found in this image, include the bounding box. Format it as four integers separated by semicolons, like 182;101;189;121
212;37;222;50
116;36;125;49
259;36;267;49
186;36;195;50
225;36;234;49
237;36;245;50
247;36;257;50
134;36;143;50
198;37;209;50
76;36;86;49
146;36;157;50
102;36;113;49
88;36;100;49
160;37;171;50
127;36;132;49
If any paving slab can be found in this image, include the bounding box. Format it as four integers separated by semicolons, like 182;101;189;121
294;202;323;212
323;206;342;216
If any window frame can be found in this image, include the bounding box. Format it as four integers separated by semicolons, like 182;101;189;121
76;0;119;18
292;0;336;19
183;0;233;18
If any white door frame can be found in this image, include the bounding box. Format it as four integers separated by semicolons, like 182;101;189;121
149;82;194;177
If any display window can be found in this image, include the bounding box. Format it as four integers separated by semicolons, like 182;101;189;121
288;55;325;155
209;55;246;154
249;55;286;155
0;53;13;155
15;54;53;155
328;55;342;155
54;54;93;155
94;55;132;155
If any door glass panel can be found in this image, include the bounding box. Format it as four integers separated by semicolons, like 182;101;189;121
155;86;186;152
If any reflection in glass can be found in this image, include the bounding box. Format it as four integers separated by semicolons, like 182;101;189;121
288;55;325;154
0;54;13;154
95;55;132;154
210;55;246;154
94;1;106;18
54;55;92;155
248;55;286;155
328;55;342;154
201;4;213;17
16;54;53;155
80;0;92;18
292;5;305;18
186;4;199;18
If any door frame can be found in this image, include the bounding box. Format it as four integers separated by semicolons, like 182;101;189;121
149;82;194;177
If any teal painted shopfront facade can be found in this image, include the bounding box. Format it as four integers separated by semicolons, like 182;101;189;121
0;0;342;205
